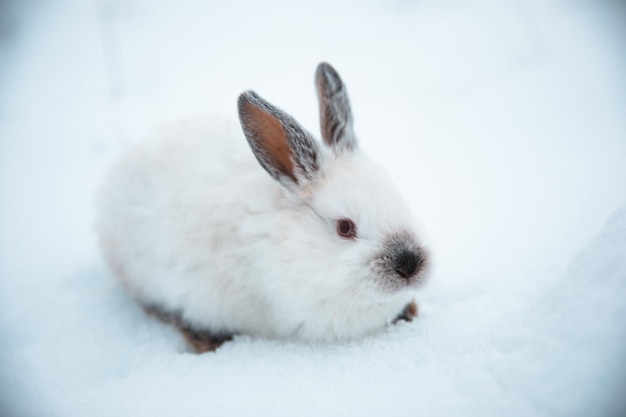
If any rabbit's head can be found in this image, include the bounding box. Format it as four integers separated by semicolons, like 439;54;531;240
238;63;428;339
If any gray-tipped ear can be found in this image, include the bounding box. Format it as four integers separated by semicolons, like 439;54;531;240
315;62;357;152
238;91;320;189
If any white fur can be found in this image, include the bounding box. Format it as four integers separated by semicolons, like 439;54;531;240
97;97;424;343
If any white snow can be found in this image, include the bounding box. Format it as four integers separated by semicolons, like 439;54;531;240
1;0;625;416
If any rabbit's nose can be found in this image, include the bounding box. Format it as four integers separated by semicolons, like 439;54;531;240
393;250;422;279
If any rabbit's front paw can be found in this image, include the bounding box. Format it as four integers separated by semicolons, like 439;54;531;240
394;300;418;323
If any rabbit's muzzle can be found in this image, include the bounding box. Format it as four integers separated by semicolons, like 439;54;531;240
392;250;424;279
373;231;428;290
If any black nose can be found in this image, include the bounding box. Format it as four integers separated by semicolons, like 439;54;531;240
393;250;422;279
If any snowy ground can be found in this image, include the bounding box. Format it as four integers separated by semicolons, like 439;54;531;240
1;0;625;416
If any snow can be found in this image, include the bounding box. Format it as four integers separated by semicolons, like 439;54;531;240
1;0;625;416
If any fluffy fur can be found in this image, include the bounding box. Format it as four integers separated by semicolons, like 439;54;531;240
96;63;428;346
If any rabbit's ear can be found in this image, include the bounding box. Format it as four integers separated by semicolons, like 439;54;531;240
315;62;357;152
238;91;321;190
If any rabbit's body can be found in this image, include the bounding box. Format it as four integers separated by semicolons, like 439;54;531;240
97;63;428;349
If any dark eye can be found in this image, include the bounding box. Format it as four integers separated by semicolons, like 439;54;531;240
336;218;357;239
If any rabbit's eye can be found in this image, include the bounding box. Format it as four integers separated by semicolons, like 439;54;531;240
336;218;357;239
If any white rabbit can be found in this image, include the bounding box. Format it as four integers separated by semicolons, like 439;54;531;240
97;63;428;352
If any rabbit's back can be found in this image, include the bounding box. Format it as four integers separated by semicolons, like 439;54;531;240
96;119;282;333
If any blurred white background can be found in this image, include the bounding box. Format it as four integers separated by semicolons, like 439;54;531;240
0;0;625;416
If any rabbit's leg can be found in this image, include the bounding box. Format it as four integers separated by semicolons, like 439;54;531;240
393;300;418;323
179;327;233;353
144;304;233;353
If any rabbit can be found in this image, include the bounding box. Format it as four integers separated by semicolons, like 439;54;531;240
96;62;428;352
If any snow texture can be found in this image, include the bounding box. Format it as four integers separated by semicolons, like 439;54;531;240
1;0;625;416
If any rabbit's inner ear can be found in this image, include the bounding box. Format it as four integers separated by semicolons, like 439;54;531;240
315;62;358;152
241;99;296;183
238;91;320;188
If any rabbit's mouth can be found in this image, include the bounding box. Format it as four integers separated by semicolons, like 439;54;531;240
370;231;429;292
